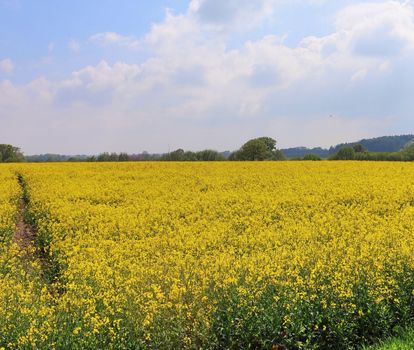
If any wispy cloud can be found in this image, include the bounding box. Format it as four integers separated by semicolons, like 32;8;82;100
68;39;80;53
90;32;140;49
0;58;14;75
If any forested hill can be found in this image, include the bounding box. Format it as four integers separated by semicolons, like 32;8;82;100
282;135;414;159
331;135;414;153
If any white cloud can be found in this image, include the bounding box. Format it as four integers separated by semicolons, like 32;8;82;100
0;58;14;75
351;69;368;82
335;1;414;55
90;32;141;49
68;39;80;53
3;1;414;154
189;0;277;30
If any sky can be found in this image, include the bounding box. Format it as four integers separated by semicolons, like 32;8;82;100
1;0;414;154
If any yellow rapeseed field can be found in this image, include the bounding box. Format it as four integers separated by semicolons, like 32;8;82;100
2;162;414;349
0;166;52;349
0;166;19;240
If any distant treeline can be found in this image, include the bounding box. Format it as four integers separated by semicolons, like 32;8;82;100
4;137;284;163
3;134;414;163
282;135;414;158
328;142;414;161
25;150;228;162
83;150;229;162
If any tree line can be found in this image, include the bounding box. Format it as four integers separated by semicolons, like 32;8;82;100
328;142;414;161
71;137;284;162
3;137;286;163
3;136;414;163
282;135;414;158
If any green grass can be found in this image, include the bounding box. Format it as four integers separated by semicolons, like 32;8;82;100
366;329;414;350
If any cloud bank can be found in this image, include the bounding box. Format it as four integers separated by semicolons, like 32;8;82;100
1;0;414;154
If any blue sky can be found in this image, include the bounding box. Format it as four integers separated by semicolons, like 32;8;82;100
1;0;413;154
0;0;187;81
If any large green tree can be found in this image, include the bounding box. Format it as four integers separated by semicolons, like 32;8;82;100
231;137;285;161
0;144;24;163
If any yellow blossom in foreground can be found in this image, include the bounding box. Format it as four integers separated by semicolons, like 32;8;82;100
2;162;414;348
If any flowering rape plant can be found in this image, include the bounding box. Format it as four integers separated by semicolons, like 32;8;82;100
2;162;414;349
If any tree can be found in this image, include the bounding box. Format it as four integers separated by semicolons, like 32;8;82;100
184;151;197;161
273;149;286;161
232;137;285;161
0;144;24;163
161;149;185;161
331;147;355;160
118;153;130;161
97;152;111;162
352;144;366;153
303;153;322;161
195;150;225;161
400;141;414;160
96;152;122;161
160;149;225;161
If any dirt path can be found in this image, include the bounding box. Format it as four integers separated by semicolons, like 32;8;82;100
13;174;63;293
13;175;37;259
13;198;36;251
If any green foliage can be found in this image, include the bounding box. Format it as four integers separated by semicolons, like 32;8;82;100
331;135;414;154
365;329;414;350
330;142;414;162
400;140;414;159
354;152;404;161
25;154;90;162
231;137;285;161
160;149;225;161
331;147;356;160
283;147;329;159
284;136;414;159
402;139;414;151
97;152;120;162
0;144;24;163
161;149;186;161
205;265;414;350
118;153;129;162
273;149;286;161
196;149;225;161
94;152;131;162
353;144;367;153
303;153;322;161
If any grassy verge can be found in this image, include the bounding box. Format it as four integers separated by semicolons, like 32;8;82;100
366;329;414;350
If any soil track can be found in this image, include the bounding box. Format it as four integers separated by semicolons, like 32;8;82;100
13;174;64;293
13;198;36;250
13;175;37;258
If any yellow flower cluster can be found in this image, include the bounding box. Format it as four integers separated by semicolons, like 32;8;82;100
0;167;53;349
0;166;19;239
2;162;414;348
